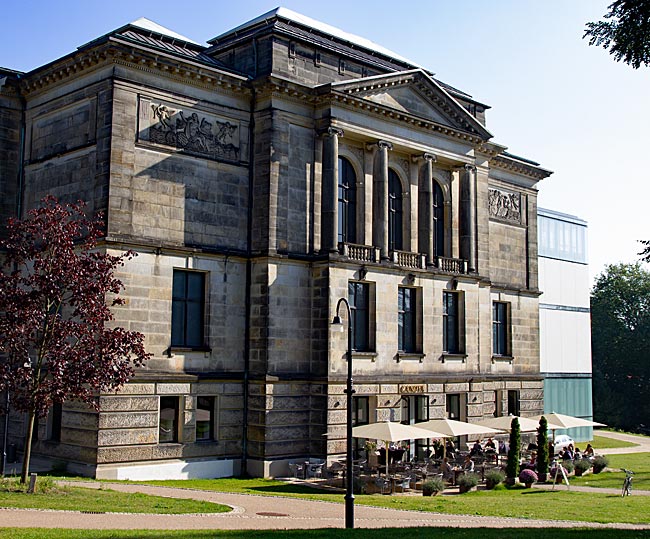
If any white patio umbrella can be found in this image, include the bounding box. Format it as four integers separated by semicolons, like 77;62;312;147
352;421;448;476
417;418;504;458
530;413;606;430
475;415;563;433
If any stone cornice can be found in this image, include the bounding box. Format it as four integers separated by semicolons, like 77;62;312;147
18;37;250;98
490;154;553;181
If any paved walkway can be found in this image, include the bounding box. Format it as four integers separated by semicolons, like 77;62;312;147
595;430;650;454
1;480;648;531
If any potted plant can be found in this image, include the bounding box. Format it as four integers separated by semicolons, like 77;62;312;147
422;476;445;496
573;458;591;477
562;460;575;475
536;417;549;482
457;472;479;493
485;468;506;490
505;418;521;485
518;468;538;487
592;455;609;474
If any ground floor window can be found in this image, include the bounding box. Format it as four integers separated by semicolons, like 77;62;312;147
159;396;181;443
196;396;216;442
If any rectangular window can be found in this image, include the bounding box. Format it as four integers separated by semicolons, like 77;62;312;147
446;394;461;420
398;287;416;352
507;390;520;416
159;396;180;443
48;402;63;442
352;396;369;427
349;282;369;351
172;270;205;348
196;396;216;442
443;291;460;354
492;301;509;356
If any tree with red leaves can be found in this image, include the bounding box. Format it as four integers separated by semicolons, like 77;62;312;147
0;196;150;483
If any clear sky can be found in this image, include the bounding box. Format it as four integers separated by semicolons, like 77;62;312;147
3;0;649;283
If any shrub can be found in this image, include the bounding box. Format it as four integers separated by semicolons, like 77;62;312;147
457;472;479;493
506;418;521;480
592;455;609;474
485;468;506;489
422;477;445;496
518;468;538;485
562;460;575;474
574;458;591;476
536;417;549;478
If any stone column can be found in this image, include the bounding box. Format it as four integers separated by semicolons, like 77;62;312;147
416;153;437;265
320;127;344;253
460;164;477;273
369;140;392;260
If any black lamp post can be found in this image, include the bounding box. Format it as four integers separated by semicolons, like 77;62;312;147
332;297;355;529
1;390;9;477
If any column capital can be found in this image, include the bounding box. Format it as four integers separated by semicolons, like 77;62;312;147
412;152;437;164
366;140;393;152
463;164;477;173
318;126;344;138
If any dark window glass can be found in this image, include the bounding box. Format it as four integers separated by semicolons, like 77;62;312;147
159;396;179;443
338;157;357;244
348;281;369;351
353;396;369;427
172;270;205;348
398;287;416;352
492;302;508;356
443;291;459;354
507;390;520;416
433;181;444;257
447;393;461;420
196;396;215;441
388;169;403;251
50;402;62;442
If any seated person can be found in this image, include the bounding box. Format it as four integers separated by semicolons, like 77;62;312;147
470;440;484;457
485;438;496;451
498;440;508;454
441;457;454;482
445;439;457;458
584;443;595;457
526;451;537;470
463;455;475;472
563;444;575;461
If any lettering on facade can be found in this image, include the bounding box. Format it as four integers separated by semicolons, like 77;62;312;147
488;187;521;223
399;384;426;394
139;99;240;162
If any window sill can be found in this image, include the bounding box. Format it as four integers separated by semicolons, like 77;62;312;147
351;351;378;361
440;353;467;363
491;355;514;364
396;352;425;363
167;346;212;357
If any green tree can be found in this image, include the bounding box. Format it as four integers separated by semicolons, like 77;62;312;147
584;0;650;69
506;417;520;482
536;416;549;481
591;263;650;431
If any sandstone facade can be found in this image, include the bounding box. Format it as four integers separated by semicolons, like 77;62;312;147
0;10;551;479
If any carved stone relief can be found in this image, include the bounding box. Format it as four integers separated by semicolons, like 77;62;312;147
139;98;240;162
488;187;521;223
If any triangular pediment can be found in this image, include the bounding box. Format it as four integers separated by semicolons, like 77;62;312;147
328;70;492;140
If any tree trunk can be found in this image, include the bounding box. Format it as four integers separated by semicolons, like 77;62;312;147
20;411;35;484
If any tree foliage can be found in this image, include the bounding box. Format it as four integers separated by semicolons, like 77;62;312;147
536;416;549;479
584;0;650;69
0;196;150;481
591;263;650;431
506;417;521;480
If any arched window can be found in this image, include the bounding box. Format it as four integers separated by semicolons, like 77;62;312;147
433;181;444;257
388;169;403;251
338;157;357;244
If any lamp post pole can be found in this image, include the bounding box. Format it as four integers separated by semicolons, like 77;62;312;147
1;390;9;477
333;297;355;529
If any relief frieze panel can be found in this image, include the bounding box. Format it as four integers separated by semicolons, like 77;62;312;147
488;187;522;223
138;98;240;162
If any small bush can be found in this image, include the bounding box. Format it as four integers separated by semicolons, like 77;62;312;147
518;468;538;485
422;476;445;495
592;455;609;474
574;459;591;475
0;476;60;494
485;469;506;489
562;460;575;474
457;472;479;493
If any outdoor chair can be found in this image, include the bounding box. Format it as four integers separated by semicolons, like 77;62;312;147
375;477;391;495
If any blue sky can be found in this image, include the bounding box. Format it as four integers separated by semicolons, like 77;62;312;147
3;0;649;282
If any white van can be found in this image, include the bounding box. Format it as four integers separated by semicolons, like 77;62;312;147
554;434;574;454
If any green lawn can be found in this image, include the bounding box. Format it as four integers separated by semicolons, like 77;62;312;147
0;481;230;514
571;452;650;490
134;477;650;524
590;434;639;450
4;529;650;539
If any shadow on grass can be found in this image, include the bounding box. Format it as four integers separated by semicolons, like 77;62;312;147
247;484;342;496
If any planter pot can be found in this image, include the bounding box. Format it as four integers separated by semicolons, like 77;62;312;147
459;485;475;494
524;482;533;488
505;477;516;486
538;473;547;482
422;490;440;497
485;480;497;490
574;469;584;477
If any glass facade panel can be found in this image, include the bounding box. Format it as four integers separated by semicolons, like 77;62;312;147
538;211;587;264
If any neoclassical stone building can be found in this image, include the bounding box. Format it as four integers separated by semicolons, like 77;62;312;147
0;8;551;479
